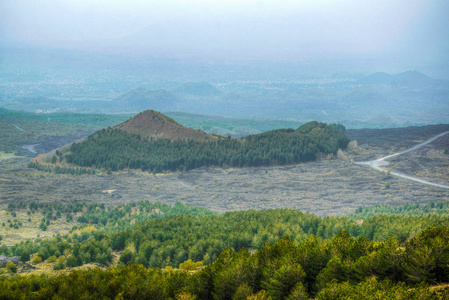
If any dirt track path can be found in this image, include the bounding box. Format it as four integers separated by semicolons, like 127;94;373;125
13;124;25;132
21;144;40;154
356;131;449;189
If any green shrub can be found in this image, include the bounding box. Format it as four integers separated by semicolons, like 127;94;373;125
6;262;17;273
66;255;78;268
53;256;66;270
31;255;43;264
179;259;203;271
119;249;133;266
46;256;57;263
20;250;30;262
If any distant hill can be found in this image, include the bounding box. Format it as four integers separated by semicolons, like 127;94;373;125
173;82;221;97
330;72;364;80
393;71;436;86
112;88;177;112
364;115;404;127
358;72;393;85
358;71;443;87
0;97;63;113
115;110;213;142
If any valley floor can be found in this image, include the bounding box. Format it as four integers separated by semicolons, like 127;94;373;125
1;124;448;216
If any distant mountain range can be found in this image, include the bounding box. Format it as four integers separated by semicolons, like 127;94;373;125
110;72;444;115
110;82;222;113
1;72;448;127
358;71;445;87
173;82;221;97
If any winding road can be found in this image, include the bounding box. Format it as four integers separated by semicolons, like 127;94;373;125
13;124;25;132
356;131;449;189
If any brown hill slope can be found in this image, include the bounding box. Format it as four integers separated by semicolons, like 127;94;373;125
115;110;213;142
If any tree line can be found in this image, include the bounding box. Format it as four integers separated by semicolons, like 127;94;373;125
353;201;449;219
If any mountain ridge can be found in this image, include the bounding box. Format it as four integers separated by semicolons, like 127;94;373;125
173;82;221;97
358;70;444;86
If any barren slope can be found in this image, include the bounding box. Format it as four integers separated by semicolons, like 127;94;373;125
115;110;213;142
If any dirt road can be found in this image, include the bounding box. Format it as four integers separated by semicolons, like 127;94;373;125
356;131;449;189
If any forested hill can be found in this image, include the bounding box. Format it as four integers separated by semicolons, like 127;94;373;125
60;115;349;172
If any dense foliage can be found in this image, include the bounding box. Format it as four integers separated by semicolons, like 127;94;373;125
1;226;449;299
2;204;449;273
63;121;350;172
2;201;449;298
3;200;449;298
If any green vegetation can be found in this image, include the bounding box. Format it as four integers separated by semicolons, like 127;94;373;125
3;194;449;299
179;259;203;271
352;201;449;219
0;108;129;153
1;200;449;297
60;121;349;173
2;201;449;271
28;162;97;175
2;200;215;241
0;200;216;247
31;256;42;264
1;226;449;299
5;262;17;274
73;200;215;228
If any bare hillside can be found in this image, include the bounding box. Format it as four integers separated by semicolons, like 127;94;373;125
115;110;213;142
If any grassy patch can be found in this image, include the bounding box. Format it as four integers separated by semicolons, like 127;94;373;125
0;210;73;245
0;152;18;161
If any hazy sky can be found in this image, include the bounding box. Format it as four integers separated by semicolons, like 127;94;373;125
1;0;448;63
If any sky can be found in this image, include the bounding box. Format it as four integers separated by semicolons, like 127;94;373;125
1;0;448;64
